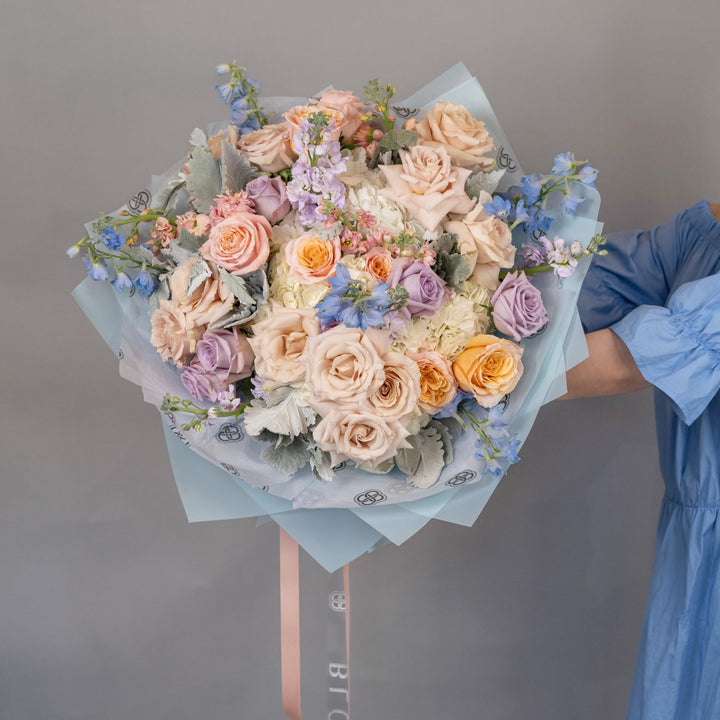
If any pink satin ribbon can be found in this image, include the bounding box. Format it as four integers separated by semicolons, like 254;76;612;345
279;528;302;720
279;528;351;720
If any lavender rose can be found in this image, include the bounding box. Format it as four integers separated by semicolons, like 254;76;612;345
491;271;549;342
181;358;222;402
196;327;255;381
246;175;291;225
387;258;448;318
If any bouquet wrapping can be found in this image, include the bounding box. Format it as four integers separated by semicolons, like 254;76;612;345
71;63;603;572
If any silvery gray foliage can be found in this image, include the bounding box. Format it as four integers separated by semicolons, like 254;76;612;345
186;143;222;214
221;140;259;194
396;424;448;488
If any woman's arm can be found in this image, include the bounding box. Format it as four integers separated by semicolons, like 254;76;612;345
563;329;650;400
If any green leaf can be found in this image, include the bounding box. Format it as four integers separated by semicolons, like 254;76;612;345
186;145;222;214
427;419;455;465
307;444;334;482
432;232;458;255
434;252;471;291
218;267;255;306
155;177;187;213
189;128;207;147
185;256;212;297
378;128;419;151
397;425;446;488
221;140;259;193
176;227;204;253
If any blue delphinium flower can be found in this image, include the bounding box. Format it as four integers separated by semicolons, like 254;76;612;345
577;163;598;187
552;152;576;176
99;227;123;250
83;255;109;281
521;174;544;204
527;209;552;234
561;190;585;216
483;195;512;219
315;263;391;331
66;243;81;259
134;268;157;298
111;270;133;292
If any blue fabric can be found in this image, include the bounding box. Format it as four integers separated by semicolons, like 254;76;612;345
578;200;720;720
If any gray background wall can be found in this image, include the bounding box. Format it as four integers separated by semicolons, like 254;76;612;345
2;1;719;718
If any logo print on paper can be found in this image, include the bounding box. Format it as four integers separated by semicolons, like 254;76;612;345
392;106;419;119
446;470;477;487
127;189;151;215
354;489;386;506
220;462;241;477
496;146;517;172
329;591;346;612
216;423;244;442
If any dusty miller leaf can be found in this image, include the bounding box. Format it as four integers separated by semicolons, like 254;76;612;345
218;267;255;307
221;140;259;193
186;144;222;214
185;256;212;297
434;251;471;291
397;425;446;488
378;128;419;151
260;437;312;477
189;128;207;148
427;419;455;465
176;227;204;253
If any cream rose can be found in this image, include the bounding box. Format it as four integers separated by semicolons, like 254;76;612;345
285;232;341;284
411;351;458;414
249;307;321;385
313;408;411;468
380;146;474;232
452;334;524;408
368;352;421;418
302;326;386;409
167;256;235;326
200;210;272;276
416;101;495;169
311;89;365;139
237;123;296;173
150;299;204;366
444;199;515;291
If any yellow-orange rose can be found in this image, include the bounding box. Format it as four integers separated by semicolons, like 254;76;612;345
452;334;524;408
416;101;495;170
285;232;341;284
411;351;458;414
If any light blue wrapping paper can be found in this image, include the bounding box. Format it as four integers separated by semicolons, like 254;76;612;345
72;64;601;572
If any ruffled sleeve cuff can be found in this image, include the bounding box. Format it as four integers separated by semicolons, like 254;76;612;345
611;273;720;425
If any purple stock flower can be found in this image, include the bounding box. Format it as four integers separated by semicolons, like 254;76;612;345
387;258;448;318
491;271;549;342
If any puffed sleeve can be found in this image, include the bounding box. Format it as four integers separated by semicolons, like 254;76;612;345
578;201;714;333
611;273;720;425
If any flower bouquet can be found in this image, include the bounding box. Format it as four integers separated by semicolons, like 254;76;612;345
70;62;604;572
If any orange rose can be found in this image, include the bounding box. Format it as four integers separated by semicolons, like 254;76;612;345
365;247;393;282
284;104;344;142
285;232;341;284
452;334;523;408
411;351;458;414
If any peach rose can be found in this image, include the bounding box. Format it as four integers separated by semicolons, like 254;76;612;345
368;352;421;418
150;299;205;366
444;199;515;292
364;246;394;282
416;101;495;170
285;232;341;284
313;408;411;469
311;90;365;139
303;326;386;409
237;123;296;173
249;307;321;385
200;210;271;276
411;351;458;414
380;145;474;232
167;256;235;326
452;334;524;408
284;104;344;143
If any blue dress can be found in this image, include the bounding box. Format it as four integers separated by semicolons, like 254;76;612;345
578;199;720;720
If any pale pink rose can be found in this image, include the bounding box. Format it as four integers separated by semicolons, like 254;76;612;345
150;299;204;366
249;307;321;385
311;90;365;139
285;232;341;284
284;104;344;143
167;257;235;326
237;123;296;173
410;351;458;414
302;325;386;410
312;408;411;469
364;246;394;282
380;146;474;232
444;200;515;292
200;210;272;276
368;352;421;419
416;101;495;169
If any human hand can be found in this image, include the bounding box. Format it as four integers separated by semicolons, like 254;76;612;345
711;203;720;222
